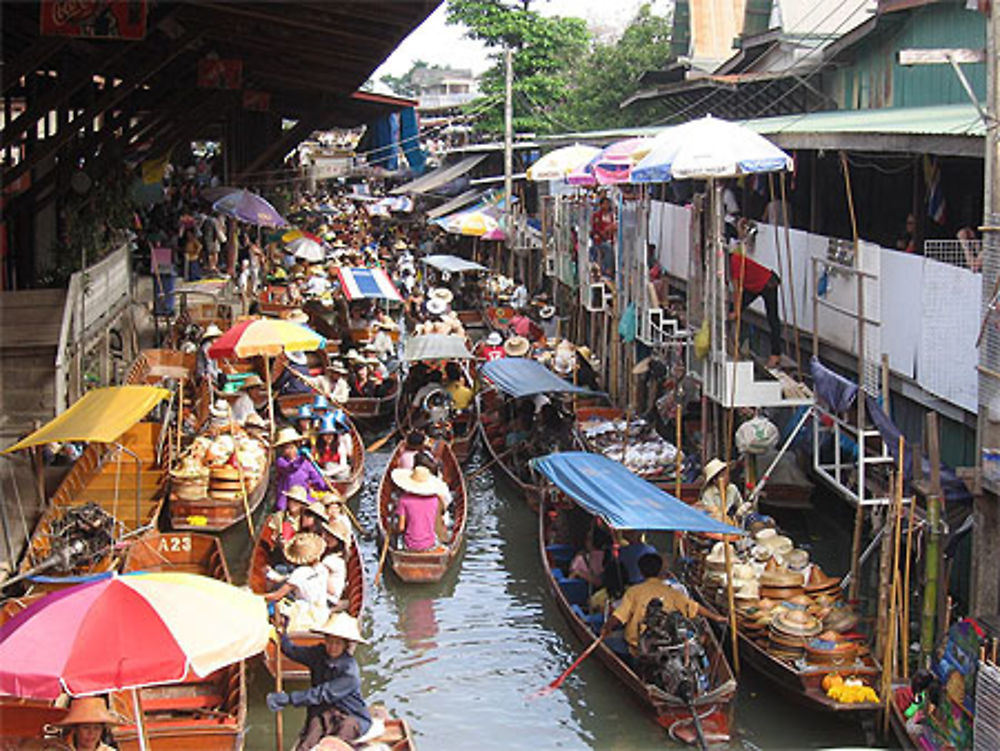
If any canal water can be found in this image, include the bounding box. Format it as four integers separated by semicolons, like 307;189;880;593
233;446;875;750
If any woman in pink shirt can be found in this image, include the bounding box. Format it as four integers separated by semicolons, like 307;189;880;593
390;464;447;552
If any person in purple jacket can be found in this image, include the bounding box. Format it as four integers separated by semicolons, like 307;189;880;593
274;426;325;511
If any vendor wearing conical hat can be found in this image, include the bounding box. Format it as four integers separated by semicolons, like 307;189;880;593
696;457;745;521
54;696;118;751
267;611;373;747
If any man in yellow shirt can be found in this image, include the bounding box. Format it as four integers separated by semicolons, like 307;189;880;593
601;552;724;656
444;362;473;411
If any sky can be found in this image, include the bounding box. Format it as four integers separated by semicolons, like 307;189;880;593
372;0;672;83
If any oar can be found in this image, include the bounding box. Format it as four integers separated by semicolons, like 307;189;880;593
366;427;398;453
529;634;604;699
373;528;392;587
467;443;518;480
271;614;284;750
283;364;348;410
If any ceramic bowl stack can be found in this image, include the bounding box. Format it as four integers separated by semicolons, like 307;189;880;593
768;608;823;661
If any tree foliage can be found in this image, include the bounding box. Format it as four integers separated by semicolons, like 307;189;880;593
380;60;442;98
446;0;589;135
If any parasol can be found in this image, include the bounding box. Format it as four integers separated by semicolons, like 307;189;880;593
286;236;326;262
0;572;269;751
209;317;326;437
212;189;288;228
526;144;601;182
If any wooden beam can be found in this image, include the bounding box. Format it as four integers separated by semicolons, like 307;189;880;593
1;37;69;95
898;48;986;65
233;114;324;182
2;30;201;189
144;92;241;162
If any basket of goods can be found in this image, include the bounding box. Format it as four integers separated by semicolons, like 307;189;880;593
170;457;209;501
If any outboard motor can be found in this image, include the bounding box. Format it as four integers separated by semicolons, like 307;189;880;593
637;598;710;696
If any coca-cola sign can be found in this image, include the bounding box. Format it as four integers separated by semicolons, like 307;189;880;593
40;1;147;40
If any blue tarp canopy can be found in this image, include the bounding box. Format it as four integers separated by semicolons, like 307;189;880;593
421;254;487;274
480;358;601;398
533;452;741;535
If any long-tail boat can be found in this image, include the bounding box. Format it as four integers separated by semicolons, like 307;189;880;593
534;452;738;746
247;518;366;681
395;334;478;463
9;381;179;592
274;352;400;423
376;440;467;583
110;531;246;750
477;357;593;510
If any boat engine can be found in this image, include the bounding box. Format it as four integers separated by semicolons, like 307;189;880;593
637;598;710;697
40;502;116;570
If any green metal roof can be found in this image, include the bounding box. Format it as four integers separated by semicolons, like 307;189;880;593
536;103;985;157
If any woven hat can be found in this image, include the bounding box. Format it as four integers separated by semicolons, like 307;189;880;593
805;566;842;593
210;400;230;419
772;609;823;637
485;331;502;346
759;568;805;588
539;305;555;320
391;465;445;496
286;485;310;506
274;426;303;447
784;549;810;571
54;696;118;726
284;531;325;565
323;515;352;546
284;309;309;325
202;324;223;340
426;297;449;317
703;458;727;483
329;361;349;374
311;611;368;644
735;579;760;600
304;500;330;523
287;350;307;365
429;287;454;304
504;336;530;357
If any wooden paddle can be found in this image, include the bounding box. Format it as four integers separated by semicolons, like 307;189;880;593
366;427;398;453
467;443;518;480
272;614;284;751
373;529;392;587
530;633;604;699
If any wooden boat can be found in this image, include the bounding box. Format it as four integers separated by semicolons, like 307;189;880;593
478;390;547;511
274;352;399;423
256;284;300;317
376;440;467;583
111;530;246;750
168;436;270;533
247;519;366;681
360;706;418;751
539;492;737;745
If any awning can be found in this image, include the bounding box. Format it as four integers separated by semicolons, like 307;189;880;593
403;334;473;362
336;267;402;302
421;254;488;274
426;189;483;220
4;386;170;453
390;154;487;195
480;358;601;398
533;452;741;535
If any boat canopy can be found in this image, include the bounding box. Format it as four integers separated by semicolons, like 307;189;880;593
421;254;488;274
403;334;474;362
533;452;740;535
3;386;170;453
480;358;601;398
336;267;402;302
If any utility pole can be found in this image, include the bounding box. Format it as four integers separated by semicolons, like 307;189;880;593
504;46;514;278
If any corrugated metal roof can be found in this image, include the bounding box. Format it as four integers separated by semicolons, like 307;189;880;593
425;189;483;219
390;154;487;195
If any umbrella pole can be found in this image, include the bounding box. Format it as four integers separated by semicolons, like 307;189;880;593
132;688;151;751
273;616;284;751
229;405;256;540
264;356;275;441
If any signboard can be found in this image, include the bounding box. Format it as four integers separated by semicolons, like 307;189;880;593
197;58;243;90
242;90;271;112
40;1;147;40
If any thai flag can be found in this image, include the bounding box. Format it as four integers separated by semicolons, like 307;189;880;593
924;155;947;225
337;267;402;302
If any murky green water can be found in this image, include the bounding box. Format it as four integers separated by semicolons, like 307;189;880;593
232;447;874;750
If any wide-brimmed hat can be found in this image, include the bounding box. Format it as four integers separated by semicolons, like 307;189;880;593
703;458;727;483
285;485;310;506
304;500;330;523
374;318;396;330
759;568;805;588
323;515;352;546
311;611;368;644
426;297;449;316
805;566;842;593
210;400;230;419
772;609;823;637
329;361;349;374
391;465;445;496
539;305;556;320
784;548;810;571
284;531;325;565
283;309;310;325
54;696;118;726
485;331;502;346
274;426;303;447
393;238;408;250
202;324;223;340
287;350;307;366
504;336;530;357
429;287;454;304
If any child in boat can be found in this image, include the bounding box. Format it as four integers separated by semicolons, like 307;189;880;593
264;485;311;569
266;531;331;633
390;464;448;552
315;410;353;481
274;427;325;511
267;612;373;748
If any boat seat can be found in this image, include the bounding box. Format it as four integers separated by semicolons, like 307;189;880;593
570;604;604;635
546;544;575;569
559;578;589;607
551;568;566;581
140;694;223;712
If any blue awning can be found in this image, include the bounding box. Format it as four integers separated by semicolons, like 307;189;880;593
533;452;741;535
480;358;601;398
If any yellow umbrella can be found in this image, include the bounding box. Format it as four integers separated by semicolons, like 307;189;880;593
526;144;601;182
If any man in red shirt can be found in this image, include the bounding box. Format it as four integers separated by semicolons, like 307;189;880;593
729;247;782;368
